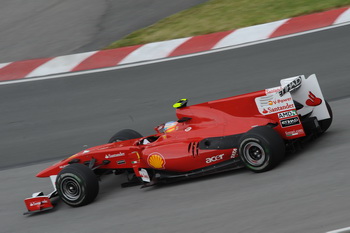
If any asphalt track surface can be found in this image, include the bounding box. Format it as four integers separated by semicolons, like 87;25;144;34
1;25;350;232
0;0;208;63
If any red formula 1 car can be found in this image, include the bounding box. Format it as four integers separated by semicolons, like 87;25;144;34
24;74;332;214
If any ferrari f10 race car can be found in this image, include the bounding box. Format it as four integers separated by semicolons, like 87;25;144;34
24;74;332;214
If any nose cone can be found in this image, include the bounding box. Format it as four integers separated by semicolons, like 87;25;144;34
36;160;67;178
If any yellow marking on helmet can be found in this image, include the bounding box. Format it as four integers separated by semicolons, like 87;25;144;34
173;99;188;108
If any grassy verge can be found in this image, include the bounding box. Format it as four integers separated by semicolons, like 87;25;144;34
106;0;350;49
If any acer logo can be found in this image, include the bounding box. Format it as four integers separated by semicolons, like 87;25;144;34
206;154;224;163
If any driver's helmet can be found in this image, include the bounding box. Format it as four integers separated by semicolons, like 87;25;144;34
163;121;178;133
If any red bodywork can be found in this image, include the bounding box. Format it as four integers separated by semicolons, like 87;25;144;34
35;90;303;178
24;196;53;214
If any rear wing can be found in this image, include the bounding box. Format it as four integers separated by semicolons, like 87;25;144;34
255;74;330;139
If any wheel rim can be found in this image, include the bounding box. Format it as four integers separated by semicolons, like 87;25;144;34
243;142;265;166
60;176;82;201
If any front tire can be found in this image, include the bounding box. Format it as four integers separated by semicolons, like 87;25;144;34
56;163;99;207
238;126;285;173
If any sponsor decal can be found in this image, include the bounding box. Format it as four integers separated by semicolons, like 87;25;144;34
285;129;305;137
257;94;274;107
206;154;224;164
262;102;295;115
306;91;322;106
30;200;48;206
185;127;192;132
230;149;238;158
105;152;125;159
117;160;126;165
265;86;282;94
278;110;297;119
59;164;69;169
270;97;293;105
83;150;90;154
279;77;302;96
258;96;294;106
139;169;150;182
280;117;300;128
147;153;166;169
255;92;296;115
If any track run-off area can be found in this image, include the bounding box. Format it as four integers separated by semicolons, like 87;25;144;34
1;24;350;233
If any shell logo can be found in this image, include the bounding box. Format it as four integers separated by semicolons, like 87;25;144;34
147;153;166;169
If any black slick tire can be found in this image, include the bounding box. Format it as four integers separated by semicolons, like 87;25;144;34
56;163;99;207
108;129;143;143
318;101;333;133
238;126;285;173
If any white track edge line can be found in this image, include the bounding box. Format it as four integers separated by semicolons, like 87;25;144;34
1;21;350;86
326;226;350;233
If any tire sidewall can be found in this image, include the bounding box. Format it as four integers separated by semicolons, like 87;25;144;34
57;172;87;206
239;136;270;171
238;126;285;173
56;164;99;207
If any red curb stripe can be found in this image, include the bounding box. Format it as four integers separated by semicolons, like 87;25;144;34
270;7;349;38
168;30;234;57
0;58;53;81
72;45;143;72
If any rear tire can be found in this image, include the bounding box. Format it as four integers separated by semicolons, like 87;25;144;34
108;129;143;143
318;101;332;133
56;163;99;207
238;126;285;173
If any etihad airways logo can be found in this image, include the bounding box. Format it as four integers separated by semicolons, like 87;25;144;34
279;77;302;96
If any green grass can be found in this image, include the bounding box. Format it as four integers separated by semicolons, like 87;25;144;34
106;0;350;49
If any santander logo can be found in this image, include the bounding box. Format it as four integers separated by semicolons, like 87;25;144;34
256;92;296;116
306;91;322;106
262;102;295;114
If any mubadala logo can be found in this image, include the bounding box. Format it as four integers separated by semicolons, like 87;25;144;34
278;110;297;119
280;117;300;128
